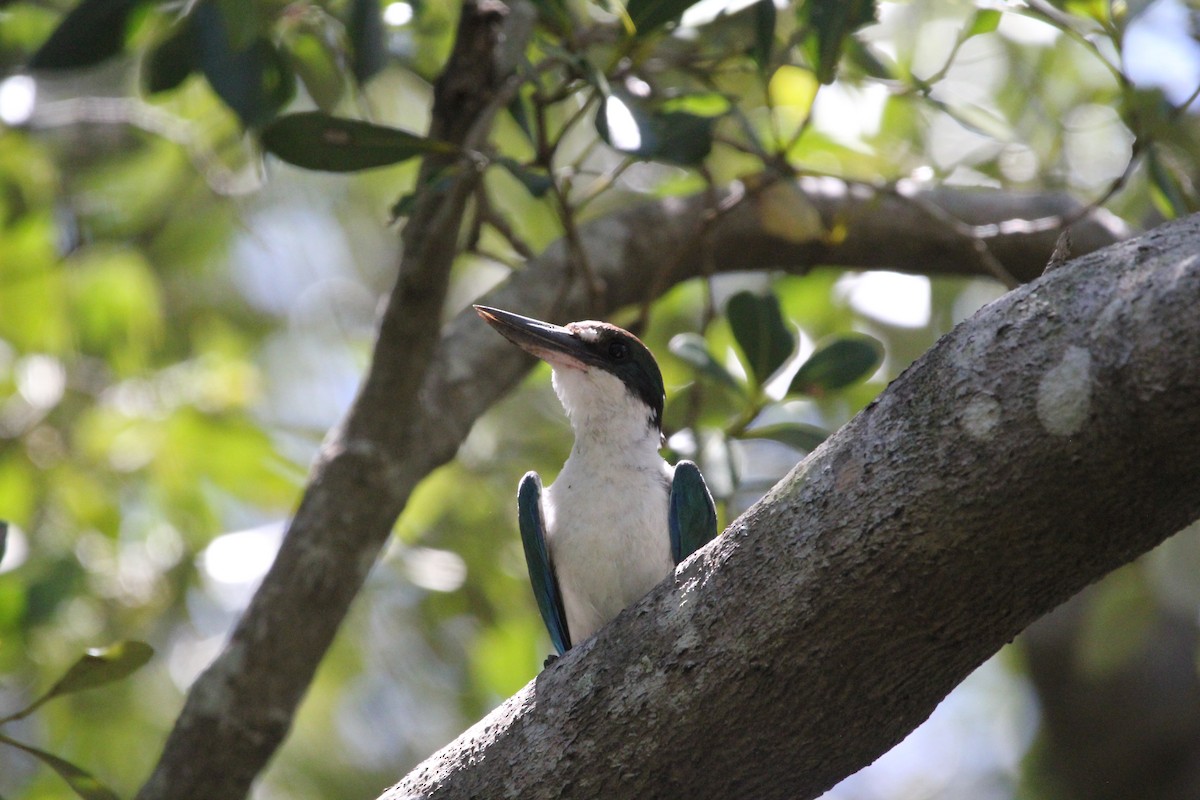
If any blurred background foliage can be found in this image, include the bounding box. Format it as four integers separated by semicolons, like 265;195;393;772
0;0;1198;798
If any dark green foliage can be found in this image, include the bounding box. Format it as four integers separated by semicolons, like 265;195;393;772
194;3;295;128
262;111;456;171
3;641;155;720
495;158;554;197
348;0;387;83
751;0;777;71
797;0;877;84
625;0;706;36
143;22;196;94
528;0;571;32
1148;147;1193;218
670;333;744;394
29;0;140;70
0;734;119;800
790;334;884;396
727;291;795;387
0;642;154;800
506;91;536;143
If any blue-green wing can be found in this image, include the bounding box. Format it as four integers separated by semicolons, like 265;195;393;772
669;460;718;565
518;472;571;656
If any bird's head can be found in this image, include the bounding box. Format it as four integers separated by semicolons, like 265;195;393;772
474;305;665;438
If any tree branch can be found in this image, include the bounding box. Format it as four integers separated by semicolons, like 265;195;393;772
405;182;1129;468
383;212;1200;799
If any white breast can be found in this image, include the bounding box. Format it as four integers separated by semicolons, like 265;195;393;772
542;365;675;646
544;453;673;645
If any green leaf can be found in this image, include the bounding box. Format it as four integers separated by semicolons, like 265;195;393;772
53;640;155;694
842;37;893;79
495;158;554;197
768;64;818;119
726;291;795;388
0;732;119;800
194;3;296;128
215;0;259;52
1063;0;1111;26
595;91;715;165
649;110;715;164
29;0;139;70
669;333;744;393
282;25;346;112
348;0;387;83
49;641;154;705
659;92;731;117
1;641;154;724
507;91;535;143
965;9;1001;38
751;0;776;72
0;520;7;564
0;576;26;635
797;0;877;84
143;22;197;95
625;0;706;36
21;557;82;629
927;97;1012;140
262;112;457;172
529;0;572;32
1147;148;1191;219
789;333;883;397
742;422;829;453
391;190;419;221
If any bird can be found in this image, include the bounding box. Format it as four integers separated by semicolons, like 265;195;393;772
474;304;718;661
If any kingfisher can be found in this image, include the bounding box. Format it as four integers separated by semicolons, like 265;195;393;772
475;305;718;660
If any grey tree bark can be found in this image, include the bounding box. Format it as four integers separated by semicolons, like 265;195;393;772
382;213;1200;800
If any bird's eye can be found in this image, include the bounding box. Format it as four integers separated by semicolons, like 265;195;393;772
608;341;629;360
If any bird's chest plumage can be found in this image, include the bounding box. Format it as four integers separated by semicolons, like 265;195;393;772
543;449;672;644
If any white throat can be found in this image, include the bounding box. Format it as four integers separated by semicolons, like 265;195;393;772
551;365;661;458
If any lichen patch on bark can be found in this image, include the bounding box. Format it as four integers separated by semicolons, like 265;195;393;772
961;394;1002;440
1036;346;1092;436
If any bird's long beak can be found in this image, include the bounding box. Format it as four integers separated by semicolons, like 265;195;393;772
474;305;591;369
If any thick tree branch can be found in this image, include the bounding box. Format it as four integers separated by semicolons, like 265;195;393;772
383;213;1200;799
409;183;1128;472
